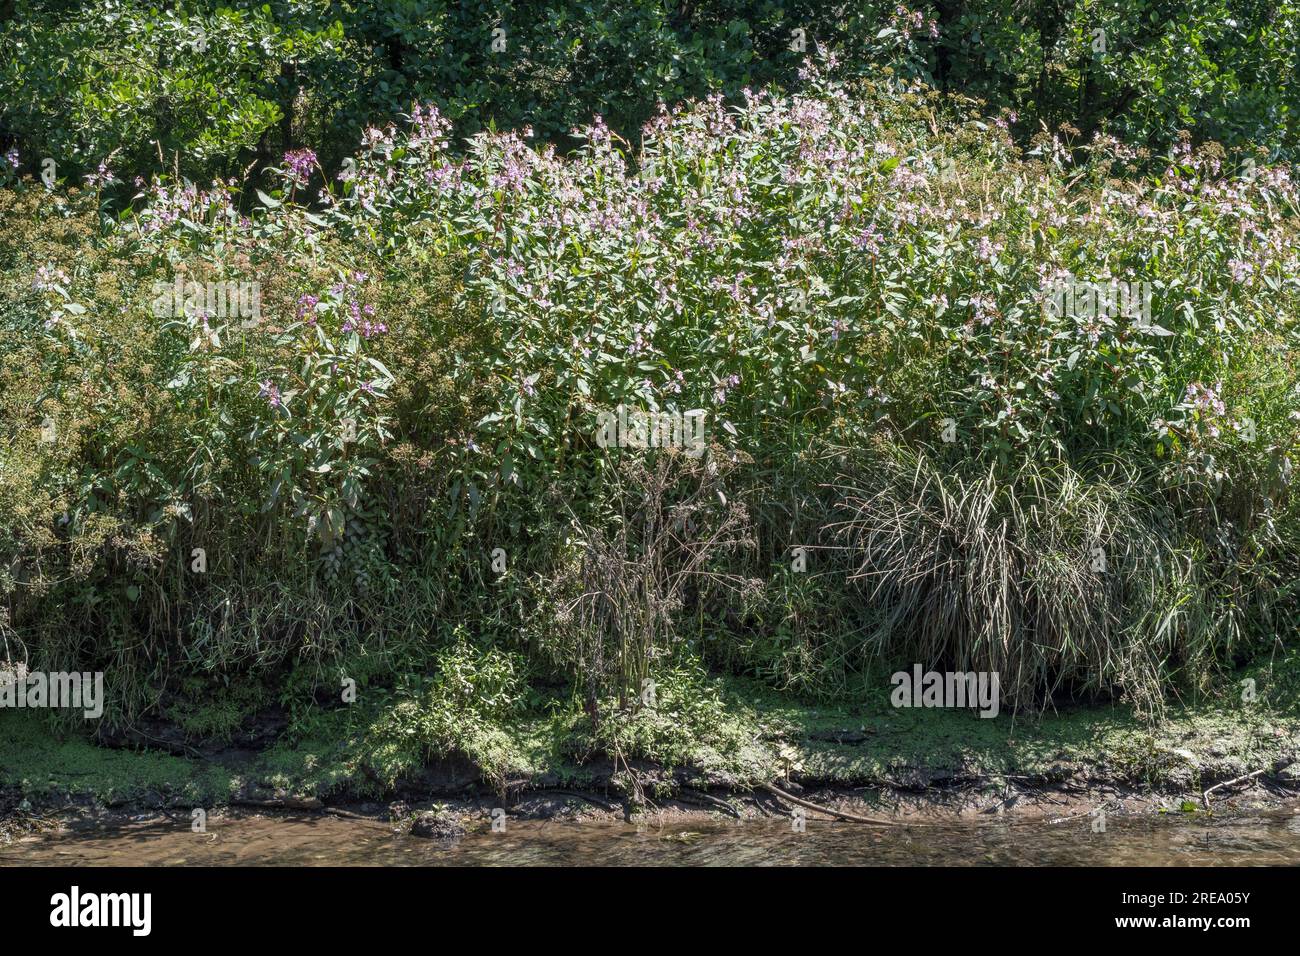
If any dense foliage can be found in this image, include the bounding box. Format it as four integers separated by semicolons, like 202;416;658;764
2;64;1297;729
2;1;1297;188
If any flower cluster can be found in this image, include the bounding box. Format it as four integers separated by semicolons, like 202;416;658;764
83;161;117;189
121;66;1300;490
130;178;238;236
32;264;70;291
1186;382;1225;411
259;380;282;409
283;149;318;187
890;5;940;41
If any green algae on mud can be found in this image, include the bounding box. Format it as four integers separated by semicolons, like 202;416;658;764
3;653;1299;828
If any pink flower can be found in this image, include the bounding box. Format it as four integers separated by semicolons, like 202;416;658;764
283;149;318;185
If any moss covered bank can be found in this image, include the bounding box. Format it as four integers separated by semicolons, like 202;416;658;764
4;649;1298;840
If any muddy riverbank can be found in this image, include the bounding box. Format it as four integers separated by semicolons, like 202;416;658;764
4;747;1299;850
4;663;1299;850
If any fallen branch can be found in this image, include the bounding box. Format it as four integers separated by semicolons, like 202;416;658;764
1202;769;1268;809
1046;800;1112;825
761;783;935;827
531;789;620;812
231;796;323;811
321;806;373;821
319;807;398;832
678;788;742;819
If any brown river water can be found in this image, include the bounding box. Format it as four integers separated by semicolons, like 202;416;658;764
4;805;1300;865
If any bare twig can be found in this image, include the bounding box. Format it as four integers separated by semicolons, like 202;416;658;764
1202;769;1268;809
761;783;936;827
1046;800;1112;825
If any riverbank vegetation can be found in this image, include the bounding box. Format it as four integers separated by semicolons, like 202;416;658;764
1;2;1298;804
3;649;1298;816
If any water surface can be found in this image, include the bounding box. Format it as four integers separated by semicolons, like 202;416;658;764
5;805;1300;865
